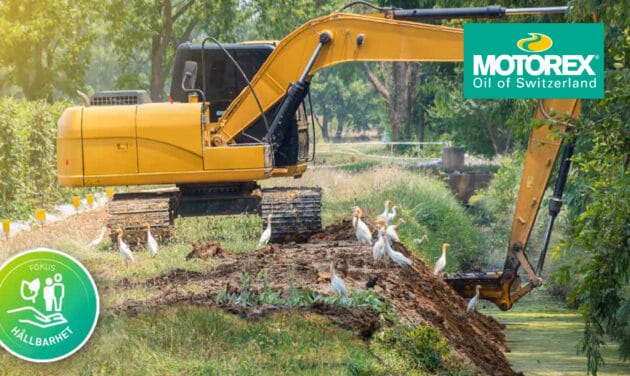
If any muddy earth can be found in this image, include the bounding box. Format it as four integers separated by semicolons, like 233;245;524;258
114;220;517;375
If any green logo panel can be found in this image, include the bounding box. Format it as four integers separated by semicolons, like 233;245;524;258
0;248;99;362
464;23;604;99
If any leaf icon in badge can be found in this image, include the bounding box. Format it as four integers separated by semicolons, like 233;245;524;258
20;278;40;303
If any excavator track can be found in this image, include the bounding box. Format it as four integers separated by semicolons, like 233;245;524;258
107;188;179;247
261;187;322;243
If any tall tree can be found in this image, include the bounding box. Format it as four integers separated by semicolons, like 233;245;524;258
0;0;96;101
245;0;343;40
565;1;630;374
108;0;238;102
364;62;423;145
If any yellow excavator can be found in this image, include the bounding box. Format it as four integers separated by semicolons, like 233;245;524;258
57;3;580;310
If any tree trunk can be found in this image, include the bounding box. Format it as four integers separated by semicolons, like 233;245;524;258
320;108;330;142
405;63;413;140
335;116;345;140
150;34;166;102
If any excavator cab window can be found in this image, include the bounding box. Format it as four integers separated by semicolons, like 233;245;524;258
170;42;275;122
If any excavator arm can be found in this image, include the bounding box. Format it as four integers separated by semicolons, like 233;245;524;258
445;99;581;310
205;5;580;310
210;13;463;146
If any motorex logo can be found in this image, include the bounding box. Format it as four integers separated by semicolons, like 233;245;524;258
464;24;604;99
517;33;553;53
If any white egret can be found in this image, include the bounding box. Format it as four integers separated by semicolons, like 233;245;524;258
467;285;482;313
372;228;386;261
384;233;412;266
88;227;107;249
351;206;359;230
433;243;450;275
413;234;429;245
145;223;158;256
375;200;391;223
259;214;273;247
330;260;348;298
386;206;398;224
386;218;405;243
355;208;372;245
116;229;135;266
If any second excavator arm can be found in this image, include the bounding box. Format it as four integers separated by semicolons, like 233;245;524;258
206;4;580;310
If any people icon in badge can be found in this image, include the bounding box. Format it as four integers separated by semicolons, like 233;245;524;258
43;274;65;312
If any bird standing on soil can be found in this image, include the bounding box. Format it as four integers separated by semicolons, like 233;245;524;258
116;229;135;266
372;227;386;261
386;218;405;243
467;285;482;313
88;227;107;249
375;200;392;223
433;243;450;275
145;223;158;257
386;206;398;225
351;206;360;230
355;208;372;245
384;233;413;266
259;214;273;247
413;234;429;246
330;260;348;298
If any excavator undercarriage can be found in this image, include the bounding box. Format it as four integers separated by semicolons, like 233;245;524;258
106;185;322;247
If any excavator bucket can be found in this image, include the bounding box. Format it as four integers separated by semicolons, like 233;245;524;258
445;271;522;311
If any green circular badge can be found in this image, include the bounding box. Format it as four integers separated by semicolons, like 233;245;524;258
0;248;99;362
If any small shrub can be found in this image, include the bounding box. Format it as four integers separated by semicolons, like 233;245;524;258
372;324;451;373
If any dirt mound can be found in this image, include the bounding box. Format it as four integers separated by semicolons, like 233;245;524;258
186;241;229;260
114;229;515;375
309;219;356;241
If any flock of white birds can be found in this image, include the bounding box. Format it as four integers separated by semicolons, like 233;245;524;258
88;224;158;267
341;199;478;313
86;199;480;312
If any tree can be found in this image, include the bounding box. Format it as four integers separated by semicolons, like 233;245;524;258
311;64;385;141
245;0;343;40
364;62;423;145
0;0;97;101
107;0;239;102
564;1;630;374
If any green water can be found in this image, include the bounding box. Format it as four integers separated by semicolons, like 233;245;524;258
482;292;629;376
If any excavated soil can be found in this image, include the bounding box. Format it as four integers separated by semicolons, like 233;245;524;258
114;221;517;376
186;241;229;260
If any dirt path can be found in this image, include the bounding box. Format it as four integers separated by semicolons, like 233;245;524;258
116;220;517;376
0;208;107;259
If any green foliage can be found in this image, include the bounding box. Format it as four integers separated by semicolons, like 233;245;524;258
371;324;451;373
0;0;99;101
558;2;630;374
347;173;485;272
0;98;94;219
429;82;533;157
107;0;239;101
244;0;345;40
311;65;386;141
215;270;395;321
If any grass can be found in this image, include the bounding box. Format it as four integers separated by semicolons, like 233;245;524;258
0;307;379;376
267;166;486;271
0;165;479;375
482;291;629;376
2;164;625;375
